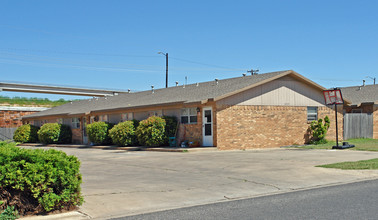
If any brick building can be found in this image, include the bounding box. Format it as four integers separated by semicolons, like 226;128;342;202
22;70;348;149
0;106;49;128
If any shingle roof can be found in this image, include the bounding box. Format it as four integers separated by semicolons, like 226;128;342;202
23;70;323;119
340;84;378;105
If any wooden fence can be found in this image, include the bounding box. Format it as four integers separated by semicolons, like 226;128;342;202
343;113;373;140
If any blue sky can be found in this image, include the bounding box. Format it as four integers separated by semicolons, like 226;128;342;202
1;0;377;100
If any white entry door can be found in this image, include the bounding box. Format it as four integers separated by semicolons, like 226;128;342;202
202;107;213;146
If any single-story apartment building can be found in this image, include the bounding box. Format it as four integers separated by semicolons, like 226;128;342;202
22;70;347;150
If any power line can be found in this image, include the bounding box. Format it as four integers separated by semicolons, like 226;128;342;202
0;48;249;72
169;56;245;71
0;48;158;58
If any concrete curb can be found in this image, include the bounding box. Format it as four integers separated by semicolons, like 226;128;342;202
19;143;218;153
20;211;90;220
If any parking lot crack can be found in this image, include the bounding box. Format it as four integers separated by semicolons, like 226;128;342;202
227;177;281;190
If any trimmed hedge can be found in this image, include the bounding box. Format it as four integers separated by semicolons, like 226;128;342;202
0;142;83;214
161;116;178;145
37;123;72;144
136;116;166;147
86;121;114;145
109;121;137;146
13;124;39;143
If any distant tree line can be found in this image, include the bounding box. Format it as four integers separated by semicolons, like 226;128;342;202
0;95;75;107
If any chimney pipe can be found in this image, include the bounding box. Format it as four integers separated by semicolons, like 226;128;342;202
215;78;219;85
363;80;365;86
175;81;179;87
151;85;154;93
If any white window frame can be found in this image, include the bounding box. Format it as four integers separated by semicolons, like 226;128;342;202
122;112;134;121
148;110;162;117
181;108;198;124
99;115;108;122
72;117;80;129
307;107;318;121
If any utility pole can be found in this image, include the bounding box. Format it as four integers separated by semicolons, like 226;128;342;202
158;52;169;88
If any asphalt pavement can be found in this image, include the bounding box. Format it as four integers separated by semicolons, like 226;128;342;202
19;146;378;219
118;179;378;220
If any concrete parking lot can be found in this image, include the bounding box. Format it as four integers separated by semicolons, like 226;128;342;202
22;147;378;219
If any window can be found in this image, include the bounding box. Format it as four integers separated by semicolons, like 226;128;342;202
307;107;318;121
99;115;108;122
57;118;63;124
122;113;134;121
148;110;162;117
72;117;80;129
181;108;197;124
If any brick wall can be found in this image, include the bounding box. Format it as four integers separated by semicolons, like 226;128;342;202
72;128;83;144
0;111;39;128
216;105;342;150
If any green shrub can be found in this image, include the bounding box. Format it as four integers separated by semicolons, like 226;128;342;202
37;123;72;144
136;116;166;147
309;116;330;144
86;121;114;145
0;142;83;214
13;124;39;143
109;121;137;146
0;206;19;220
161;116;178;145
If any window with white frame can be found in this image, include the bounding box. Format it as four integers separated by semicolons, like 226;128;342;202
148;110;162;117
72;117;80;129
181;108;197;124
57;118;63;124
122;112;134;121
307;107;318;121
99;115;108;122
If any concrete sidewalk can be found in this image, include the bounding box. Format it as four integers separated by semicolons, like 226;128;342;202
19;147;378;219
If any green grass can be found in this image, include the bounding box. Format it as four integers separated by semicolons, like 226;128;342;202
297;138;378;151
317;158;378;170
0;96;74;107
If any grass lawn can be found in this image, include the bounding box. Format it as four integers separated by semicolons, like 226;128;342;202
317;158;378;170
297;138;378;151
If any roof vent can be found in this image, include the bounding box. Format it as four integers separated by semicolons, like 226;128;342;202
151;85;154;93
128;89;131;93
363;80;365;86
196;82;199;87
247;69;259;75
113;92;119;96
242;73;246;77
176;81;179;87
215;78;219;85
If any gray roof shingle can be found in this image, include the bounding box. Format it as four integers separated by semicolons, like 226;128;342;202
340;84;378;105
23;70;300;119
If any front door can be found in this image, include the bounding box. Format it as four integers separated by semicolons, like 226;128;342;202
202;107;213;146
